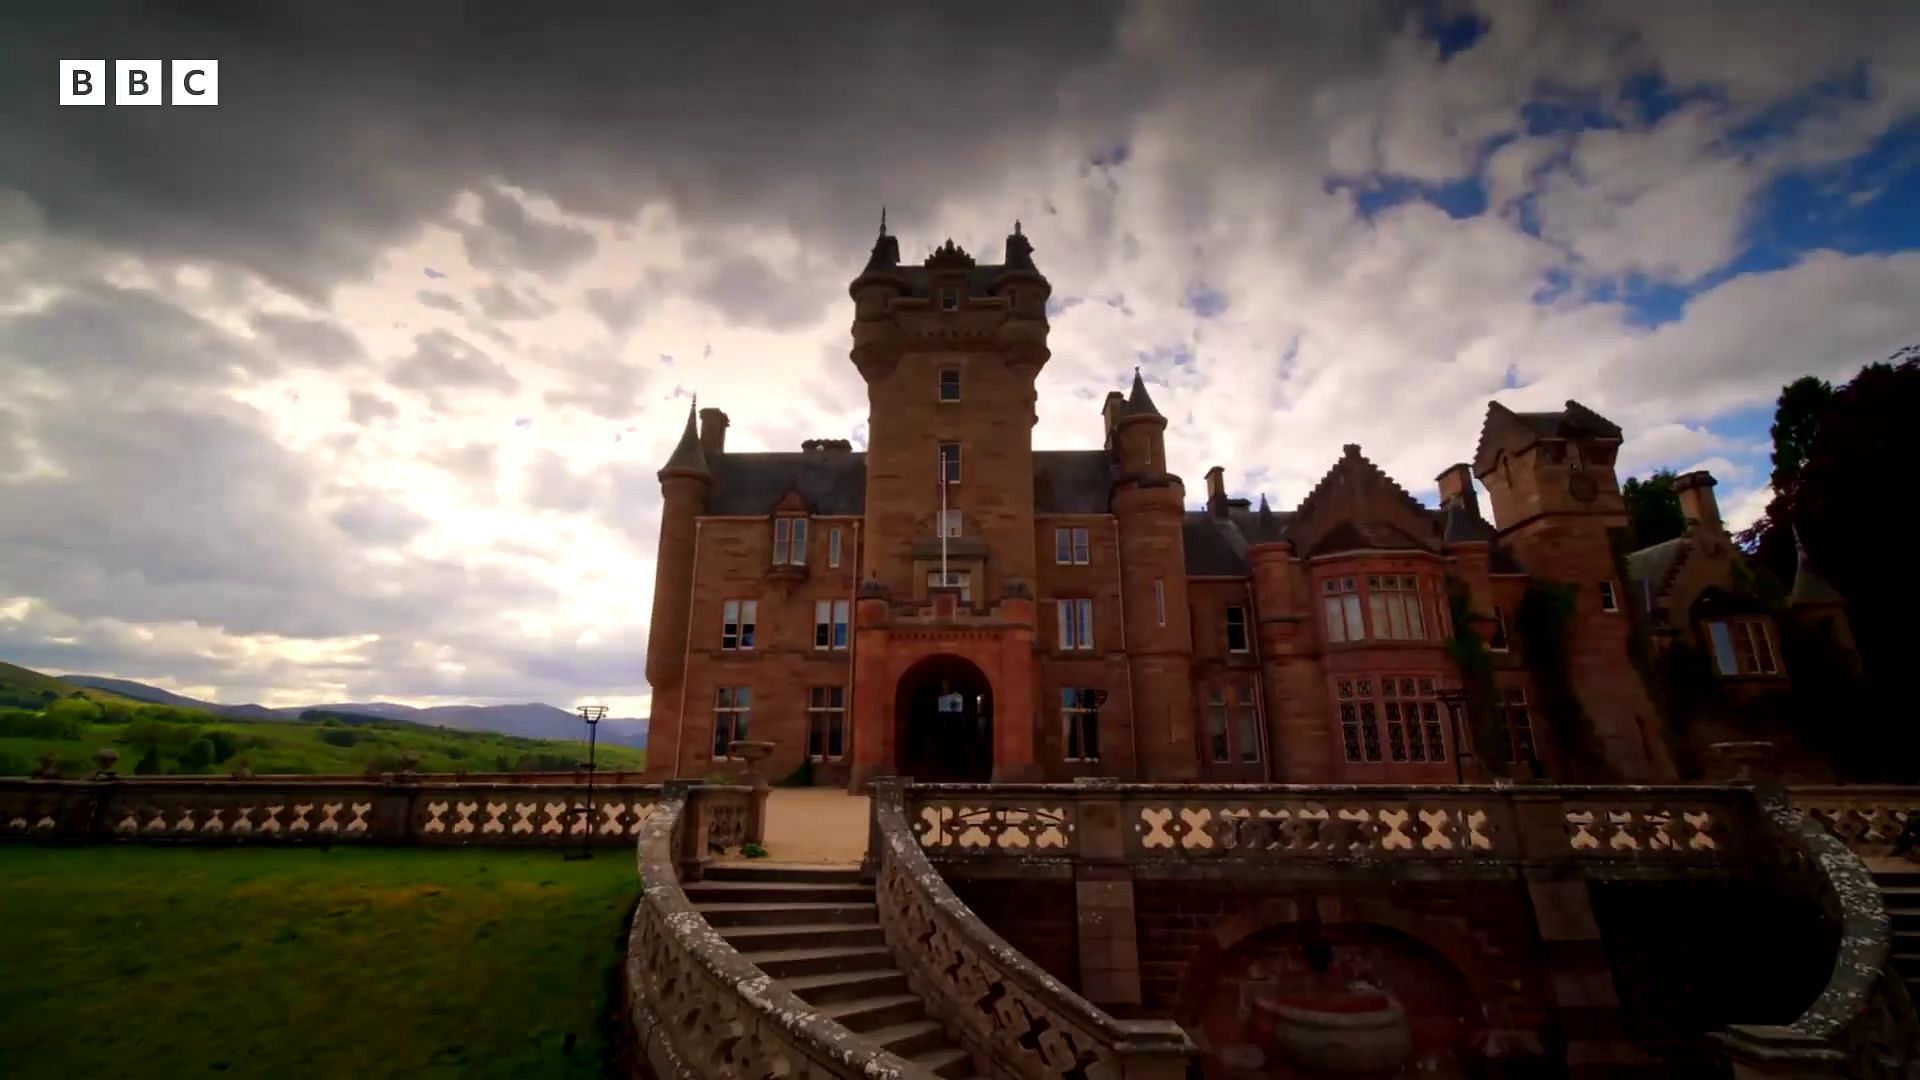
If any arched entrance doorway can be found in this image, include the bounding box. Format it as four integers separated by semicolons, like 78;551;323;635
895;654;993;782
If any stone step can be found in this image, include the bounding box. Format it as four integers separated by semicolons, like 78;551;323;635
683;880;874;905
694;901;880;927
782;967;912;1005
1892;953;1920;979
863;1019;949;1059
1875;870;1920;890
1892;911;1920;933
906;1044;978;1079
822;992;926;1032
718;922;885;952
702;862;865;884
743;944;899;979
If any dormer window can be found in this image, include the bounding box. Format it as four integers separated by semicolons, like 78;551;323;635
772;516;808;566
940;288;959;311
939;368;961;402
1706;617;1781;676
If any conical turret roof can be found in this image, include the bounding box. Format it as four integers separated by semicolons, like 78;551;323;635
1122;369;1163;418
660;402;709;477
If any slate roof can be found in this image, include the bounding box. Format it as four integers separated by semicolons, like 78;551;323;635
1440;498;1497;544
706;451;867;515
1625;536;1688;600
1033;450;1115;514
1307;520;1432;557
660;404;709;476
1185;512;1253;576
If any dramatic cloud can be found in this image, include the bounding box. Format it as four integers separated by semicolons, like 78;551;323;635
0;0;1914;714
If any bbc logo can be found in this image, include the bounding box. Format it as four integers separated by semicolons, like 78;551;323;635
60;60;218;106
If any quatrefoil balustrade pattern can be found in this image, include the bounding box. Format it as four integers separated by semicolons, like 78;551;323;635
1133;800;1497;858
910;800;1075;854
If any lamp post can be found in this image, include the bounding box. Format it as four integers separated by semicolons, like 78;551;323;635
570;704;608;860
1436;689;1470;785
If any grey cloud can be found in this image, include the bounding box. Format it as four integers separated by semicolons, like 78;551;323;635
522;450;604;514
430;441;500;499
586;287;647;333
389;330;520;402
250;312;364;365
473;282;556;321
417;290;468;314
461;187;598;277
347;390;399;424
0;283;264;391
541;348;652;420
331;496;431;545
688;252;841;331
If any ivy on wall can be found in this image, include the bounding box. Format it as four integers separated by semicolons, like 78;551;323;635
1515;580;1612;781
1444;581;1510;776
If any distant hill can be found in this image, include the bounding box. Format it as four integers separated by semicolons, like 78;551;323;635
58;674;647;748
1;661;145;706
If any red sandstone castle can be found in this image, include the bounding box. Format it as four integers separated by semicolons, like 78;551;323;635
642;223;1843;789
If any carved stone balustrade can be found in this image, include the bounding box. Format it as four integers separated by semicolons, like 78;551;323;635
626;782;938;1079
871;778;1197;1080
1789;785;1920;861
898;781;1752;881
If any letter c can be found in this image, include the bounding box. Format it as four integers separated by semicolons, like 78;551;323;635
184;69;205;95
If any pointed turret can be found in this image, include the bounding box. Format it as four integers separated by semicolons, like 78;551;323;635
1123;368;1163;418
1004;219;1037;272
659;401;710;478
860;207;902;276
1789;527;1846;607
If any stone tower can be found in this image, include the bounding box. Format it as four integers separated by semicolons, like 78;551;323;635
643;403;712;775
1473;401;1671;780
848;220;1052;604
1107;372;1199;780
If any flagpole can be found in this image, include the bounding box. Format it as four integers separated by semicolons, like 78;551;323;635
939;452;949;585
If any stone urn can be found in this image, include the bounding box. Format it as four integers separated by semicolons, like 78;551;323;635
1250;988;1413;1078
731;740;775;789
93;747;120;778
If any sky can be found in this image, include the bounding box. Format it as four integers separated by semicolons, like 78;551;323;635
1;1;1916;717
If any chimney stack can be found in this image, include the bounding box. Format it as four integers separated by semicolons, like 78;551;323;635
698;408;729;458
1101;391;1126;449
1435;463;1479;517
1673;470;1721;530
1205;466;1228;517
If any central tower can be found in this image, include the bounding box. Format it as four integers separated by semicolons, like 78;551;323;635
848;220;1053;604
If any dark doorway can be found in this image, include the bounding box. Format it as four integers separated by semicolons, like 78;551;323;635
896;655;993;782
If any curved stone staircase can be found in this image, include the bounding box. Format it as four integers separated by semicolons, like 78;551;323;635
1877;865;1920;994
685;862;985;1078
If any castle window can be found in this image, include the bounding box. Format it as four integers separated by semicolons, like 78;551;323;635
1499;686;1536;764
1380;676;1445;763
1366;575;1428;640
721;599;757;651
807;686;845;761
1336;678;1376;762
1205;684;1261;763
928;570;971;603
772;517;808;566
828;528;842;568
939;443;962;484
1598;580;1619;612
939;368;961;402
1706;617;1780;676
1488;605;1510;652
1055;527;1089;565
712;687;751;759
1154;579;1166;626
1226;606;1249;653
813;599;850;650
939;510;963;538
1321;577;1365;643
940;288;959;311
1062;688;1101;762
1058;598;1095;650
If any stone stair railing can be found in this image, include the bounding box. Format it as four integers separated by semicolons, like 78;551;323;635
867;777;1196;1080
625;781;942;1079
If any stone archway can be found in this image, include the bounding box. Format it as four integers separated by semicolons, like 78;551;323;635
895;654;994;782
1177;913;1486;1079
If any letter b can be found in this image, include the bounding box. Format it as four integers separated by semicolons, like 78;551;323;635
59;61;106;105
117;60;163;105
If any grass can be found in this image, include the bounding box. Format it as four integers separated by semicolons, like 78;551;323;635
0;845;640;1078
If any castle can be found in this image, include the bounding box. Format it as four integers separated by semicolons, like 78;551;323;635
641;222;1849;789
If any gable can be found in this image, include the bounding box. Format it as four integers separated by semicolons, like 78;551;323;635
1288;445;1437;557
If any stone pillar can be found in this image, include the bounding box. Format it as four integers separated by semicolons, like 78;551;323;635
1512;792;1660;1076
1073;779;1142;1007
849;591;893;791
994;595;1042;782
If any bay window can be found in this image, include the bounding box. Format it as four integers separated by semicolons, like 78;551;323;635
1338;675;1446;765
772;517;808;566
1321;576;1366;643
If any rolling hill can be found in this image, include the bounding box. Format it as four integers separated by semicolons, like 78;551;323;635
58;674;648;748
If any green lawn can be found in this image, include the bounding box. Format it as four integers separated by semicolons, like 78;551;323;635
0;845;640;1079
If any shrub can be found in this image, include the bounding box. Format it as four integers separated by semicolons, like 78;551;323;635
177;738;217;772
319;729;360;748
0;751;29;776
0;709;85;740
133;746;164;775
